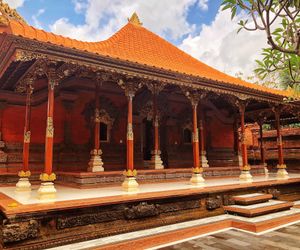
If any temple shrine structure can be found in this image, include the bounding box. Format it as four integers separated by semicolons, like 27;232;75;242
0;2;300;249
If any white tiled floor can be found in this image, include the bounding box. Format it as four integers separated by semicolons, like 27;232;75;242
1;173;300;205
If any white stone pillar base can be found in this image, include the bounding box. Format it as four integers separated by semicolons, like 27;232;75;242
88;154;104;172
190;173;205;187
277;168;289;179
122;177;139;193
38;182;56;200
149;153;164;169
264;164;269;176
201;151;209;168
239;170;253;182
15;177;31;192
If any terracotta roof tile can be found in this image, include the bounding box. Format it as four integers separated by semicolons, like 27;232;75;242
0;19;291;97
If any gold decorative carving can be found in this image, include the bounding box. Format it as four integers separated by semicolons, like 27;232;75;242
0;0;27;26
18;170;31;178
24;131;31;143
241;165;251;171
277;164;287;169
127;123;134;140
192;167;203;174
46;117;54;138
123;169;137;177
40;173;56;182
192;129;199;143
94;108;100;123
128;12;142;26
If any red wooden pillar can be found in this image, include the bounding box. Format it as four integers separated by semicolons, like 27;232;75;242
189;96;204;186
126;92;134;172
0;102;7;168
38;70;57;200
118;80;140;192
22;84;33;174
192;102;200;170
16;81;33;192
274;108;288;178
150;92;164;169
153;94;159;152
88;82;104;172
258;123;266;166
199;107;209;167
238;101;252;181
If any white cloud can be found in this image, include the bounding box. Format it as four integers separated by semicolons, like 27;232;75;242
32;8;45;29
180;8;267;79
198;0;208;11
3;0;25;8
50;0;198;42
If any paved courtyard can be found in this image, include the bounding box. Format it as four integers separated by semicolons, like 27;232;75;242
159;223;300;250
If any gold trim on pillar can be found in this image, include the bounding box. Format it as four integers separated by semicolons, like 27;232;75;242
192;129;199;143
277;164;287;169
192;167;203;174
123;169;137;177
127;123;134;140
23;131;31;143
18;170;31;178
94;108;101;123
46;117;54;138
40;173;56;182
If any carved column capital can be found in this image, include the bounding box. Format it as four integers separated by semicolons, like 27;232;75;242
145;81;165;96
118;79;142;99
182;88;206;108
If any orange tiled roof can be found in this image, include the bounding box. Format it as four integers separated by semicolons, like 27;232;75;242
0;14;290;97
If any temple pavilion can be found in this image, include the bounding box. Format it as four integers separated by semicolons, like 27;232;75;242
0;1;299;200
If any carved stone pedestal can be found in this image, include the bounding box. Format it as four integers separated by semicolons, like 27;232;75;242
15;178;31;192
88;149;104;172
190;173;205;187
277;165;289;179
122;177;139;193
201;151;209;168
149;150;164;169
239;170;253;182
37;182;56;200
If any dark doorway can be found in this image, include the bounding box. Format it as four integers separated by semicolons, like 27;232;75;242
143;119;153;160
100;122;108;141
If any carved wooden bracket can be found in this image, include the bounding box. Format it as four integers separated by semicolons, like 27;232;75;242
181;87;206;107
144;81;165;95
118;78;143;98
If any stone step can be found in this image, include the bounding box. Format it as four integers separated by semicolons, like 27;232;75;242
232;193;273;205
224;200;293;217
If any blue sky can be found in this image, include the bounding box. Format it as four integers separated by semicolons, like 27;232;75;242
15;0;222;45
5;0;267;79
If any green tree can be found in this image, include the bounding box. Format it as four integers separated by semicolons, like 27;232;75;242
221;0;300;89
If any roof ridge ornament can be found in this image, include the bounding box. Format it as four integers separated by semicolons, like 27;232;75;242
128;12;142;26
0;0;27;26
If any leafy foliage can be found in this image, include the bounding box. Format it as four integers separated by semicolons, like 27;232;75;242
221;0;300;89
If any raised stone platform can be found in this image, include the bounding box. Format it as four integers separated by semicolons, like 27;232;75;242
1;174;300;249
56;166;265;187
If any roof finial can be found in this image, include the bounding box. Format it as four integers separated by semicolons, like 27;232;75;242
128;12;142;26
0;0;27;26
